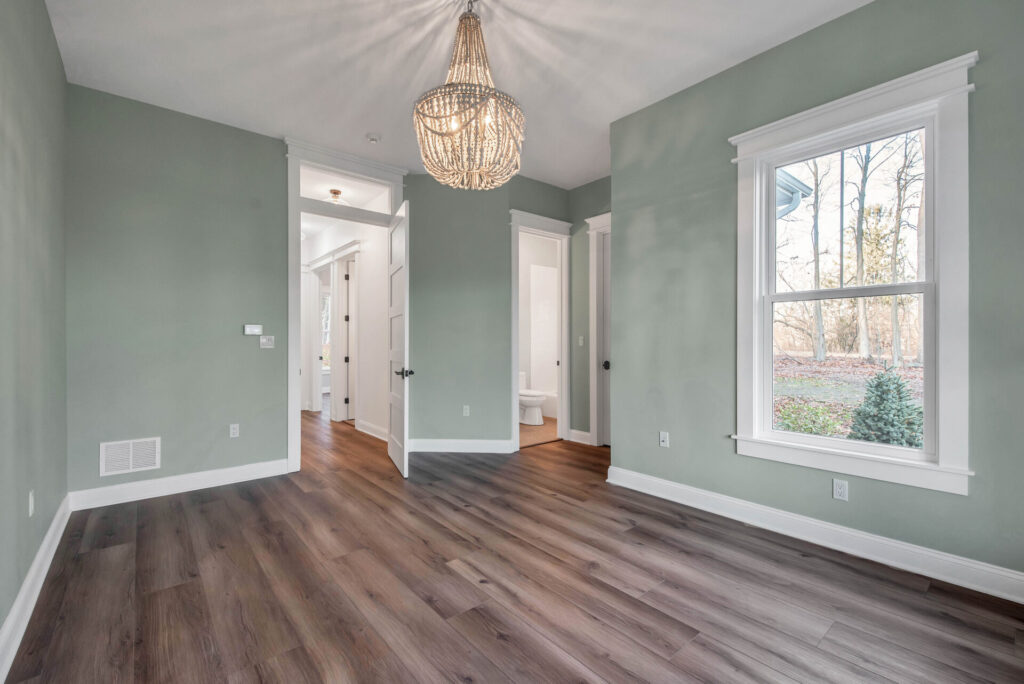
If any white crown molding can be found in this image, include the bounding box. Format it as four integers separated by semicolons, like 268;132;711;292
285;138;408;185
0;495;70;681
510;210;572;236
585;212;611;234
568;429;595;446
67;459;289;510
355;419;388;442
607;466;1024;604
407;439;516;454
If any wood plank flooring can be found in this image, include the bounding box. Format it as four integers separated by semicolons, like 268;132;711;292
8;414;1024;683
519;416;558;448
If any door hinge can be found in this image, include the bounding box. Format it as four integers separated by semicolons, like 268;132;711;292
344;356;349;363
344;397;349;404
344;274;350;280
344;315;350;322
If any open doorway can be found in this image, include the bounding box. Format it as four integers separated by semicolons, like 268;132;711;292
300;213;387;438
511;211;571;450
288;143;410;476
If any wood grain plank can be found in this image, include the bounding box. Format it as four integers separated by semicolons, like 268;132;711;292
135;580;223;683
330;548;512;684
38;544;136;683
448;600;606;683
79;502;137;552
671;634;799;684
136;494;199;595
449;551;701;683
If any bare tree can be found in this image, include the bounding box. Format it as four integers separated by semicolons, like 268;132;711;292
847;140;898;358
806;159;830;361
888;133;925;366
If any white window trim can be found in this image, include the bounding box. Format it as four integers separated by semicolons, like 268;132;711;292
730;52;977;495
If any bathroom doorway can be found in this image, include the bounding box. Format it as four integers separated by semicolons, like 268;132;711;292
511;211;571;450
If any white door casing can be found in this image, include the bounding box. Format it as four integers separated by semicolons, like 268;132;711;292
509;211;572;451
387;201;410;477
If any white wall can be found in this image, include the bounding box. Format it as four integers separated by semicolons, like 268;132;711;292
302;217;389;438
519;233;559;416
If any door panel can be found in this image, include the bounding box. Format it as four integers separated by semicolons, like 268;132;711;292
599;231;611;446
387;202;410;477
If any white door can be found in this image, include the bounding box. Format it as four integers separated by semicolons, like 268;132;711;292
387;202;410;477
599;231;611;446
329;259;350;421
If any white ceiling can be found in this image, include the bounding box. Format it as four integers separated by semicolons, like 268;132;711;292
45;0;871;189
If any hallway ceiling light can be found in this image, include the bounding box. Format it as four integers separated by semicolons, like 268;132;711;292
413;0;524;191
327;188;350;205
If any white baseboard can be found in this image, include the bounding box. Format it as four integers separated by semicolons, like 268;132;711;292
607;466;1024;605
68;459;290;511
355;419;387;442
569;429;594;445
407;438;515;454
1;495;71;681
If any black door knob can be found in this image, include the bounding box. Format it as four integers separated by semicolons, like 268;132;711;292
603;360;611;370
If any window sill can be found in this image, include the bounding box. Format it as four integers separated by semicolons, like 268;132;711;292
732;435;972;495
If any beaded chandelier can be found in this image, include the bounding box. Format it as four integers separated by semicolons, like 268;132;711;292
413;0;524;191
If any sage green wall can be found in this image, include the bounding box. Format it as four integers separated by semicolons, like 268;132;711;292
0;0;68;626
407;174;569;442
609;0;1024;570
65;86;288;491
568;177;611;433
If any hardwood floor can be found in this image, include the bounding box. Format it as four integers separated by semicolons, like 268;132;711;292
519;416;558;448
8;414;1024;683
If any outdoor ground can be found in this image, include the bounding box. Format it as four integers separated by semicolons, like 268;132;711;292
773;355;923;438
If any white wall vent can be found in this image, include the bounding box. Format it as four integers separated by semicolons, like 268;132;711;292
100;437;161;476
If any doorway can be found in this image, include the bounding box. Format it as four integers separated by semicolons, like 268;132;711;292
287;142;409;475
511;211;571;450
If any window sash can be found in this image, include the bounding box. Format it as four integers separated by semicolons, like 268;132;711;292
759;125;937;462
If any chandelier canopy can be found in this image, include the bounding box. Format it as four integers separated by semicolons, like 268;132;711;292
413;1;524;191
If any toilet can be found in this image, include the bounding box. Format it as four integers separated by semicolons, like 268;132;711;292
518;371;546;425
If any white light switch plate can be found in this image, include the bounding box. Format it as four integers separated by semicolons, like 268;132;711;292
243;324;263;335
259;335;275;349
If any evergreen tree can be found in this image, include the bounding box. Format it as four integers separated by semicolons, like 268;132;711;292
848;368;923;447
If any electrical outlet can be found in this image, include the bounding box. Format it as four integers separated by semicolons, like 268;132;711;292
463;405;470;417
833;478;849;501
259;335;275;349
659;431;670;448
28;490;34;518
229;423;240;438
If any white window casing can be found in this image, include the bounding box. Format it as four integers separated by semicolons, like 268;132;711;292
730;52;977;495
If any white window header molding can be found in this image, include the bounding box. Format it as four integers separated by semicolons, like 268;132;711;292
729;51;978;163
510;210;572;236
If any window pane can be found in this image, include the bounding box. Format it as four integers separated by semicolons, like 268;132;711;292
772;294;924;448
775;129;926;293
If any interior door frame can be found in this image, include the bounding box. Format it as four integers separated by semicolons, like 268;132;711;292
286;140;407;472
587;212;611;447
510;210;572;452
